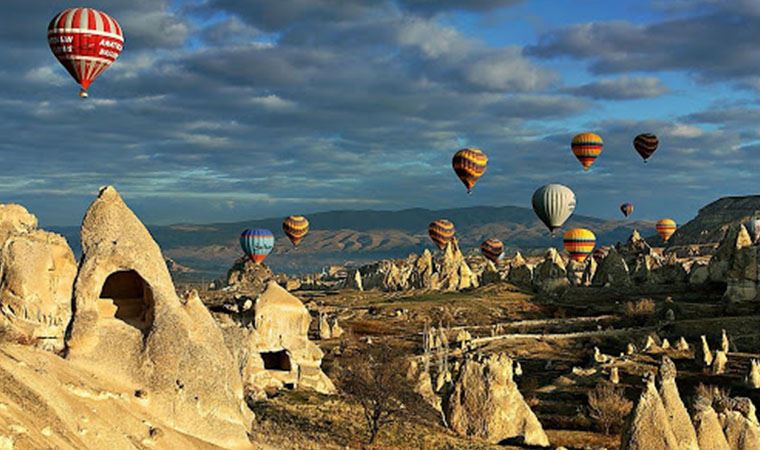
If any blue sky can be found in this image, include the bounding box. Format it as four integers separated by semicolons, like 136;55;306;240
1;0;760;226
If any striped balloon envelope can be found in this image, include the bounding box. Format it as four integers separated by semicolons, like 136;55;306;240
656;219;677;242
240;228;275;263
563;228;596;263
480;239;504;264
571;133;603;171
428;220;455;250
48;7;125;97
283;215;309;246
452;148;488;193
620;202;634;218
634;133;659;162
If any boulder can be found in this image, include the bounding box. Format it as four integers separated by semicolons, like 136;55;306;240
444;353;549;446
657;357;699;450
0;229;77;352
507;252;533;287
592;248;631;288
65;186;252;448
533;248;568;293
620;377;680;450
692;395;731;450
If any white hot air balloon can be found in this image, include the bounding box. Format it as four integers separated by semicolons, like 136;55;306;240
532;184;576;235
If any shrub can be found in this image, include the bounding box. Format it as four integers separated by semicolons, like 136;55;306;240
623;298;656;321
587;382;633;435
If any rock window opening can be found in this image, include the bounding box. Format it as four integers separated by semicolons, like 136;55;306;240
99;270;154;331
261;350;292;372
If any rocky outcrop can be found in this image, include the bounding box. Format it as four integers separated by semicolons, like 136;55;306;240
0;228;77;352
657;357;699;450
0;204;37;245
217;281;335;397
593;247;631;288
722;225;760;308
718;397;760;450
507;252;533;287
225;258;277;296
651;255;689;285
692;394;731;450
444;353;549;446
746;359;760;389
64;186;252;448
619;230;656;268
709;224;752;284
620;377;680;450
351;240;478;292
689;261;710;285
532;248;568;293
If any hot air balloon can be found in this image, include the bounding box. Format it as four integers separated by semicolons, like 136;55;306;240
532;184;576;234
240;228;274;263
283;215;309;246
428;220;455;250
620;202;634;218
634;133;658;162
656;219;677;242
480;239;504;264
746;217;760;243
563;228;596;263
48;8;124;98
571;133;603;171
452;148;488;193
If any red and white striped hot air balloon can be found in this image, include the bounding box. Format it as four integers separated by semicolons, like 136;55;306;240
48;8;124;98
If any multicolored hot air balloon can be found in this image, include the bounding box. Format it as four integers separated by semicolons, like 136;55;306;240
428;220;455;250
634;133;659;162
283;215;309;246
532;184;576;234
620;202;634;218
563;228;596;263
656;219;677;242
480;239;504;264
240;228;274;263
452;148;488;194
48;8;124;98
571;133;603;171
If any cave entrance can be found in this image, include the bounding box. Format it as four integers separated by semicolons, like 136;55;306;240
261;350;292;372
99;270;154;331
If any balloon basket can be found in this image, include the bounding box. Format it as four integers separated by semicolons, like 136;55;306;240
79;89;89;99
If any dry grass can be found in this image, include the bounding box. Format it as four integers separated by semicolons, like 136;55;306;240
623;298;656;322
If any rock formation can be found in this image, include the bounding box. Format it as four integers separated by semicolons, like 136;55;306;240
651;255;689;285
217;281;336;398
581;256;598;286
618;230;655;268
692;394;731;450
689;261;709;285
533;248;568;293
676;337;690;351
592;247;632;288
444;353;549;447
0;227;77;352
709;224;752;283
746;359;760;389
712;351;728;375
64;186;252;448
723;226;760;308
720;329;730;353
0;204;37;244
719;397;760;450
507;252;533;287
657;357;699;450
619;376;680;450
225;257;276;297
697;336;714;368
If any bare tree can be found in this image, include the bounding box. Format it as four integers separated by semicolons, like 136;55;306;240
339;345;419;444
587;382;633;435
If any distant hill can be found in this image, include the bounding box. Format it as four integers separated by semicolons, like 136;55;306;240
667;195;760;246
53;205;653;279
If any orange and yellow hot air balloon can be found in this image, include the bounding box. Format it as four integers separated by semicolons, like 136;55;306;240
571;132;603;171
428;219;455;250
452;148;487;193
283;215;309;246
656;219;677;242
563;228;596;263
480;238;504;264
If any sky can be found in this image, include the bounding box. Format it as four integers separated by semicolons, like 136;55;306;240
2;0;760;226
